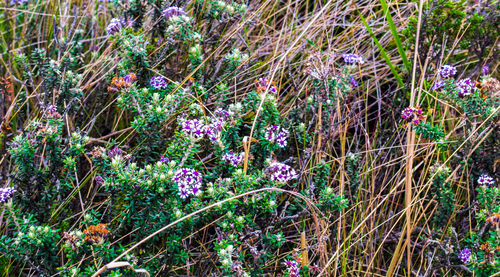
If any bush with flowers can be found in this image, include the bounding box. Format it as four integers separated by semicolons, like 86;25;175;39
0;0;498;276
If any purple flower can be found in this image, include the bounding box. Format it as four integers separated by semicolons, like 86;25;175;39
182;119;205;140
10;0;28;5
438;65;457;79
162;7;186;21
349;76;359;88
265;162;297;183
108;147;123;159
482;65;489;75
214;108;230;120
106;18;123;35
150;76;168;90
45;105;61;119
160;155;169;163
0;187;16;204
95;175;105;186
342;53;364;64
456;78;475;97
284;260;300;277
204;111;228;143
477;174;495;186
458;248;471;264
255;77;278;95
204;124;221;142
173;168;202;199
222;152;243;167
265;125;289;148
10;141;19;149
432;81;445;92
46;105;57;113
123;73;137;85
401;107;425;125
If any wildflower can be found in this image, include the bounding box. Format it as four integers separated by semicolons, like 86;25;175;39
95;175;105;186
162;6;186;21
342;53;364;64
214;108;230;120
432;81;445;92
106;18;123;35
204;112;228;142
438;65;457;79
108;73;136;92
160;155;169;163
10;0;29;5
349;76;359;88
477;174;495;186
0;187;16;204
456;78;475;97
123;73;137;85
182;119;205;140
108;147;123;159
150;75;168;90
284;260;300;277
222;152;243;167
44;104;61;119
401;107;425;125
265;162;297;183
255;77;278;96
482;65;489;75
173;168;203;199
264;125;289;148
83;224;111;244
458;248;471;263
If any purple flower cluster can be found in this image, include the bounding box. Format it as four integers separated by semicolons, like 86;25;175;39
10;0;29;5
123;73;137;85
438;65;457;79
458;248;471;263
106;18;123;35
349;76;359;88
204;109;229;142
150;75;168;90
180;110;229;142
284;260;300;277
162;6;186;21
482;65;489;75
108;147;123;159
456;78;475;97
477;174;495;186
342;53;364;64
222;152;243;167
173;168;202;199
0;187;16;204
401;107;425;125
182;119;205;140
265;162;297;183
95;175;105;186
214;108;230;120
432;81;445;92
265;125;289;148
160;155;169;163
